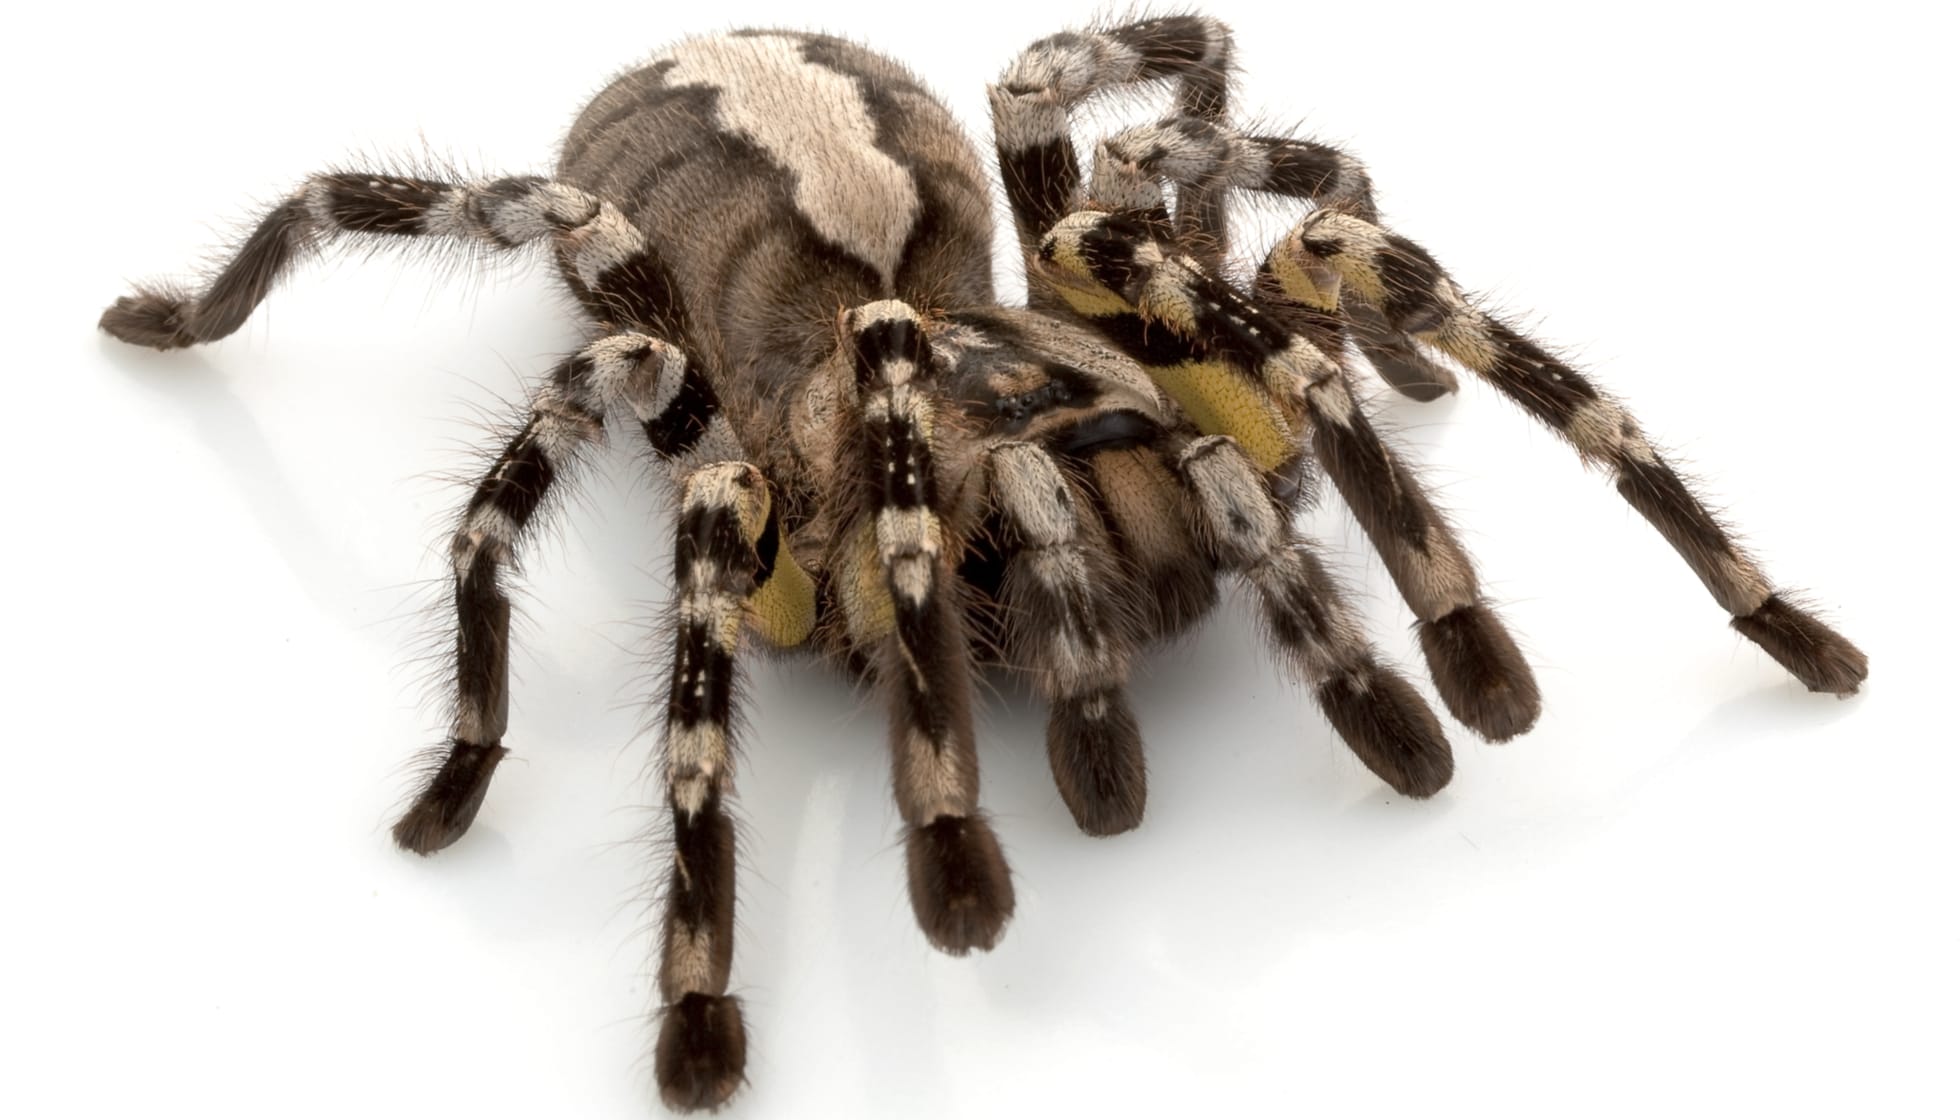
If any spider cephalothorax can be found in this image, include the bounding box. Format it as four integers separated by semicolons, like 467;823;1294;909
99;17;1866;1112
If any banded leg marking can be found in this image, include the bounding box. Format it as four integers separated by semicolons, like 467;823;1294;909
989;441;1146;836
1040;211;1541;740
652;461;785;1113
1180;436;1452;797
991;16;1234;257
100;170;653;348
395;336;638;854
849;300;1014;955
1273;213;1868;695
1085;117;1456;400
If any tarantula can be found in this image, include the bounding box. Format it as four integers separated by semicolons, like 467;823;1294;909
99;17;1867;1112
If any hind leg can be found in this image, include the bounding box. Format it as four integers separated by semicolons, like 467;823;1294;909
100;170;633;348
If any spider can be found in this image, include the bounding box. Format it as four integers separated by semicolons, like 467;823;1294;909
98;16;1868;1112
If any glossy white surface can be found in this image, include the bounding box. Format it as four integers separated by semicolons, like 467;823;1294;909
8;2;1952;1116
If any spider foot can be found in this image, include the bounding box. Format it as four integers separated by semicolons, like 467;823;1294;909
1350;304;1459;402
1419;604;1542;742
655;993;747;1113
1318;660;1454;798
906;815;1015;955
1732;595;1868;697
1046;689;1147;837
391;740;509;854
98;287;199;350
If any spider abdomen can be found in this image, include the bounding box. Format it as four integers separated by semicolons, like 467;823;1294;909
556;30;997;422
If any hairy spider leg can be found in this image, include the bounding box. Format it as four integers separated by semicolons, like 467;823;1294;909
838;301;1016;954
652;460;815;1112
1038;211;1542;742
1179;435;1454;796
990;15;1235;274
1265;212;1869;696
1085;118;1459;401
985;440;1148;834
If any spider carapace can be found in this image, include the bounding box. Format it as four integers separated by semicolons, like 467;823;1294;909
99;18;1866;1112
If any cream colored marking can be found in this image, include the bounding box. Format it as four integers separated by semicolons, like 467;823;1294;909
986;87;1071;151
568;206;642;289
451;706;495;747
1137;270;1202;334
1431;310;1500;372
684;462;762;516
1565;397;1635;464
991;444;1074;546
664;36;919;284
477;181;600;245
877;506;941;556
1088;157;1164;214
849;299;922;331
299;181;335;229
899;728;970;820
1303;371;1359;430
455;502;517;553
670;772;713;818
664;926;720;997
997;37;1102;103
1181;437;1282;563
529;392;601;460
840;521;896;646
421;189;472;240
667;723;726;777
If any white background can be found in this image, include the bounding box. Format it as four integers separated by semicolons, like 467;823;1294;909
6;1;1954;1116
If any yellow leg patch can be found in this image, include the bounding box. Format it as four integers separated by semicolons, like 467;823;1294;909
839;519;896;647
747;550;815;648
1146;359;1295;472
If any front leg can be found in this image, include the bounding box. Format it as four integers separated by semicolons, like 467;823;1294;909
651;460;816;1112
839;301;1016;954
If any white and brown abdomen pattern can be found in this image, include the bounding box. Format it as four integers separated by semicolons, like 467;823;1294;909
555;31;998;415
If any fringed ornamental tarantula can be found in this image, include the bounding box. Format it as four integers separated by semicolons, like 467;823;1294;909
99;16;1868;1112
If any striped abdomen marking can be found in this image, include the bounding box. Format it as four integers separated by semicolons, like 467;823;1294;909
660;34;920;286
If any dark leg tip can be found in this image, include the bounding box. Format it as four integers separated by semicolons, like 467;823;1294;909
98;289;198;350
1419;604;1542;742
1045;690;1147;837
390;740;509;855
1732;595;1869;697
655;993;747;1113
905;815;1015;955
1353;306;1459;401
1317;661;1455;798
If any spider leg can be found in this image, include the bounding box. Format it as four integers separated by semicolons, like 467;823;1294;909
836;301;1016;954
1266;214;1869;695
99;170;638;348
1087;117;1459;401
392;334;645;851
1037;211;1542;741
985;440;1147;835
990;16;1233;272
650;459;815;1113
1180;434;1452;796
